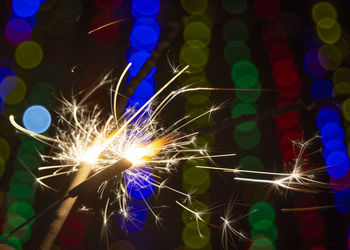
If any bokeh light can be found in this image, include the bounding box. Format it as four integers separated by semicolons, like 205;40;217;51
15;41;43;69
22;105;51;133
12;0;40;18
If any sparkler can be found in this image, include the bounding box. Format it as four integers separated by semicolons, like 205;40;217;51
4;62;244;248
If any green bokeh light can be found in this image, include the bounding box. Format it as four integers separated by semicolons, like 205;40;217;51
28;81;57;107
0;234;22;250
231;61;259;88
10;171;35;187
231;103;257;131
248;202;275;229
182;221;210;249
3;214;31;243
20;134;45;153
224;40;251;66
234;125;260;150
15;41;43;69
16;145;42;170
222;0;247;14
222;20;249;43
251;223;278;242
249;235;275;250
9;184;35;204
238;155;264;179
236;81;261;103
8;202;35;221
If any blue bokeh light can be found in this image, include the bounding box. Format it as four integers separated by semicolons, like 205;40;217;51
127;51;152;76
311;79;333;100
12;0;40;18
316;108;340;131
132;0;159;19
10;13;37;28
334;188;350;214
323;143;347;159
125;168;155;200
321;122;345;149
118;203;148;232
130;19;160;51
5;18;32;44
22;105;51;133
303;50;327;78
326;151;350;178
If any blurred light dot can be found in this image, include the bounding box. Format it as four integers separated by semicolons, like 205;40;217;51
335;82;350;95
182;222;210;249
280;131;302;152
23;105;51;133
0;235;22;250
10;170;35;187
316;108;340;131
184;21;211;48
59;216;85;244
254;0;280;20
0;157;5;178
15;41;43;69
268;44;294;64
132;0;159;19
180;43;209;72
317;21;341;45
231;61;259;88
130;19;160;51
234;125;260;150
343;98;350;122
127;51;151;76
0;68;15;84
329;168;350;191
118;204;148;233
231;103;256;131
249;235;274;250
222;20;249;43
238;155;263;179
181;0;207;14
10;13;37;28
9;183;34;204
299;211;325;239
274;109;299;130
326;151;349;178
312;2;337;28
182;166;210;195
251;223;278;242
333;67;350;85
224;40;251;66
182;201;210;224
334;188;350;213
236;81;261;103
5;76;27;105
304;50;327;78
8;202;34;220
5;19;32;45
0;137;10;161
12;0;40;18
249;202;275;229
125;168;155;200
222;0;247;14
311;79;333;100
319;44;342;70
321;122;344;149
94;0;122;11
28;81;56;107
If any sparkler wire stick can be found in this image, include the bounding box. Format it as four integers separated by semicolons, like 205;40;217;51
1;159;132;245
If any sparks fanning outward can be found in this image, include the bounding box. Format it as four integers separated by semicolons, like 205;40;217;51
197;135;329;194
9;63;254;247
